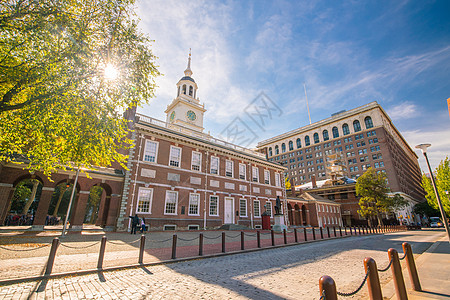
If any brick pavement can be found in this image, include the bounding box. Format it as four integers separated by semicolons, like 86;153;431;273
0;229;446;299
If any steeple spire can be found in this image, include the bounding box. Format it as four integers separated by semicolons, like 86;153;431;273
184;48;193;77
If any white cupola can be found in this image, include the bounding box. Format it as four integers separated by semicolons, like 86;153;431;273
165;50;206;132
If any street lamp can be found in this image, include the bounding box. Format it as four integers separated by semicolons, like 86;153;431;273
415;143;450;242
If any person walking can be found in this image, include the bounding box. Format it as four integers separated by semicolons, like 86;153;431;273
140;217;147;233
129;214;139;234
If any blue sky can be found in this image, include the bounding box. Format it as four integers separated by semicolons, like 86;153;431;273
136;0;450;171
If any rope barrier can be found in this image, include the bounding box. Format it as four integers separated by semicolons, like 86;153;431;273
0;244;50;252
178;236;199;242
60;241;100;249
377;258;393;272
336;268;370;297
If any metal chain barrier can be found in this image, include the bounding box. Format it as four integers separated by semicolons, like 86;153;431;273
0;244;50;252
399;252;407;260
225;233;242;238
150;237;176;243
336;267;370;297
178;236;199;242
377;258;393;272
202;235;221;240
107;237;141;245
60;241;100;249
319;290;326;300
244;232;257;237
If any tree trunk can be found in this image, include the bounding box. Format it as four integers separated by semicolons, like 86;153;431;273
22;180;39;215
377;212;384;226
53;187;67;216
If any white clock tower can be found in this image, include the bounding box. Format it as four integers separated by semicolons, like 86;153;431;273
165;51;206;133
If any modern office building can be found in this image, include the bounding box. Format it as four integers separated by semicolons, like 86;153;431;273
257;102;425;224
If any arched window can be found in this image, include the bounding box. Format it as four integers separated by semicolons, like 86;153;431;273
332;126;339;138
323;130;329;141
189;86;193;96
364;116;373;129
288;141;293;151
281;143;286;153
342;123;350;135
305;136;310;146
313;133;319;144
296;138;301;148
275;145;279;155
268;147;272;157
353;120;361;132
182;84;186;94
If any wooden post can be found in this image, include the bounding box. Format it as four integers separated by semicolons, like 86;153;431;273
319;275;338;300
402;242;421;291
364;257;383;300
388;248;408;300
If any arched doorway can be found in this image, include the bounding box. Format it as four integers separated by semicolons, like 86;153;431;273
287;203;293;226
84;185;104;224
4;178;43;226
301;204;307;226
294;204;301;226
47;181;73;225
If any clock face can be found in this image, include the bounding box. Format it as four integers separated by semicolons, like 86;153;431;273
187;110;196;121
170;111;175;122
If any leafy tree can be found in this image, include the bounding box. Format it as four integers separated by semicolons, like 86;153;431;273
356;168;407;226
285;175;291;190
421;157;450;216
413;201;440;218
0;0;160;176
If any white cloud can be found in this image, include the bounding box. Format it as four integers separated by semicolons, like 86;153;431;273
387;102;419;120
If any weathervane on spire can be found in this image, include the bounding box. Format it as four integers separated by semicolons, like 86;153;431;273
185;48;193;77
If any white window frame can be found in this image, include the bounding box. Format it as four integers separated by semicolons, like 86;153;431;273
209;195;219;216
136;187;153;213
210;156;219;175
239;199;247;217
225;160;233;177
143;140;159;163
239;163;246;180
265;201;272;217
164;190;178;215
252;166;259;183
253;200;261;218
275;173;281;187
264;170;270;185
188;193;200;216
191;151;202;172
169;146;182;167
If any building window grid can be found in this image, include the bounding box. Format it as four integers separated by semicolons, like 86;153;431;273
188;193;200;216
239;163;246;180
210;156;219;174
164;191;178;215
137;188;153;213
144;140;158;163
209;196;219;216
265;201;272;217
191;151;202;171
239;199;247;217
169;146;182;167
225;160;233;177
264;170;270;185
252;166;259;182
254;200;261;217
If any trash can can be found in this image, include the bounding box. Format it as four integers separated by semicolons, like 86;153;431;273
262;212;271;230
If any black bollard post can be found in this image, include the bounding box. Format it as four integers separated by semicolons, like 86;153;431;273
199;233;204;256
257;231;261;248
294;228;298;243
283;229;287;244
45;238;60;275
271;230;275;246
138;235;146;264
222;232;226;253
327;226;330;238
304;227;307;241
97;236;107;269
171;234;177;259
333;226;336;237
241;231;245;250
320;227;324;239
312;227;316;240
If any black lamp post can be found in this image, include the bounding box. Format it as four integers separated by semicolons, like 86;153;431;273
415;144;450;242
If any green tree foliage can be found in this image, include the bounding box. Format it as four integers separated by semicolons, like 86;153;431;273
284;175;291;190
421;157;450;216
413;201;440;218
0;0;160;176
356;167;407;226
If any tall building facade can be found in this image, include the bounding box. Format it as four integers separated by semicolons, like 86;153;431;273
256;102;425;206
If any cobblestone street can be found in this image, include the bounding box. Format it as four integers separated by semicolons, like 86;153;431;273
0;229;446;299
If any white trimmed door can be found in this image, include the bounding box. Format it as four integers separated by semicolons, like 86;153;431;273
224;197;234;224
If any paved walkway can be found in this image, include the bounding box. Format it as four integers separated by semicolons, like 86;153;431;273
0;228;448;299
